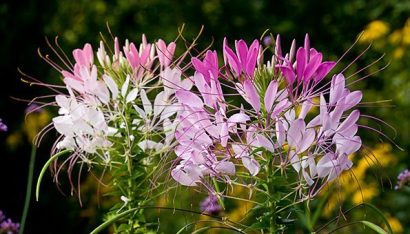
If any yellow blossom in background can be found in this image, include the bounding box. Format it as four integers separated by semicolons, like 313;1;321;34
393;47;405;59
352;184;378;204
389;30;402;45
23;110;51;143
359;20;390;43
6;132;24;150
402;18;410;45
386;216;403;234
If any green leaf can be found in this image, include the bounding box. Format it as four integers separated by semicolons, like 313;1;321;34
361;203;393;234
360;221;389;234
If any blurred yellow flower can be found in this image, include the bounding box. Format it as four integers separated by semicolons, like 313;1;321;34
6;132;23;150
402;18;410;45
23;109;51;143
393;47;405;59
387;216;403;234
359;20;390;43
389;29;402;45
352;184;378;204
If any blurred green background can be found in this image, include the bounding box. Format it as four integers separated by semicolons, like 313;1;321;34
1;0;409;233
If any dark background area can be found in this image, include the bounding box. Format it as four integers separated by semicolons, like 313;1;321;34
1;0;410;233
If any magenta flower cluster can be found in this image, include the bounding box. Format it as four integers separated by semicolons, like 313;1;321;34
171;35;363;198
0;211;19;234
395;169;410;190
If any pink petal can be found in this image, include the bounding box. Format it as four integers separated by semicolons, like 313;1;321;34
223;38;241;76
256;134;274;152
235;40;249;65
214;161;235;175
220;122;229;147
330;74;346;105
337;110;360;133
171;165;201;186
303;52;322;81
336;136;362;155
191;57;210;82
299;99;313;119
245;40;259;78
296;47;307;82
270;99;290;119
275;34;283;58
343;91;362;110
243;80;260;112
175;90;204;108
289;150;301;172
299;128;315;153
242;156;260;176
304;34;310;54
264;80;278;113
277;65;296;85
275;120;286;146
228;113;250;123
287;119;304;148
314;61;336;82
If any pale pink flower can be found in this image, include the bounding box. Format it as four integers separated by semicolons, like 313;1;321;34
156;39;176;68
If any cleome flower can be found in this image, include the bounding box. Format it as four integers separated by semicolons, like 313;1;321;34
171;35;364;200
43;35;190;193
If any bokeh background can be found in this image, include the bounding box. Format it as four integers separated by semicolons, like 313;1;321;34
1;0;409;233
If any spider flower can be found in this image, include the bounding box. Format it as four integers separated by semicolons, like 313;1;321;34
172;36;364;200
31;35;195;217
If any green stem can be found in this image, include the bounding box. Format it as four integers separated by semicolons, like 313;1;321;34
19;145;36;234
125;151;135;233
35;149;70;201
266;156;277;234
212;177;225;209
91;208;140;234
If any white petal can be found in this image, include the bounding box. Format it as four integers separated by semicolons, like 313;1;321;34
103;74;119;99
126;88;139;103
140;89;152;115
121;75;130;97
153;91;166;117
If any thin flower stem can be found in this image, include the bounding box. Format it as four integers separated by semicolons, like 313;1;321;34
266;153;278;233
19;145;37;234
212;177;226;209
36;149;71;201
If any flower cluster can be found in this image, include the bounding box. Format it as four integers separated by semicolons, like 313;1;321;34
0;210;19;234
200;195;223;215
35;32;374;232
395;169;410;190
51;35;190;166
171;34;363;198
